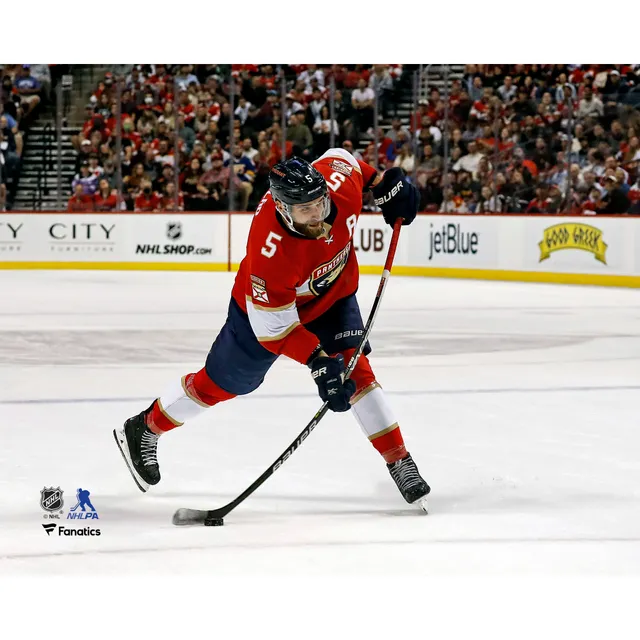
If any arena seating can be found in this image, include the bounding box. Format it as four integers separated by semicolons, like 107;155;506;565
69;64;640;215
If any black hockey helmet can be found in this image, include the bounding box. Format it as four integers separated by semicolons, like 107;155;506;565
269;157;329;230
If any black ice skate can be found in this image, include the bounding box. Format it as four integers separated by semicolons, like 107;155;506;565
113;403;161;493
387;453;430;512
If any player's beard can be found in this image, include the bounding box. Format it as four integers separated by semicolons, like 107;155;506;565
293;220;325;239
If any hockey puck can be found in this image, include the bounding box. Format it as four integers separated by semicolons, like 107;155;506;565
204;517;224;527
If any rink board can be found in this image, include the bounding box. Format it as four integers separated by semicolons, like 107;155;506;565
1;212;639;287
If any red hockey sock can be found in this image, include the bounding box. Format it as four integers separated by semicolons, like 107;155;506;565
339;348;375;397
146;368;236;434
370;426;407;464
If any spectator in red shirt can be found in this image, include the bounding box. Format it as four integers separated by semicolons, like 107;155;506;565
159;182;184;212
526;185;552;213
411;100;430;132
328;64;347;89
344;64;370;89
470;87;493;122
93;178;118;211
134;180;161;212
122;118;142;152
67;183;94;212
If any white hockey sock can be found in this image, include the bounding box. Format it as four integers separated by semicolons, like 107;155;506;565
157;375;211;426
350;383;398;440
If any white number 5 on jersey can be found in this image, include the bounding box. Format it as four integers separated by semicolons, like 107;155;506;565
261;231;282;258
326;171;346;192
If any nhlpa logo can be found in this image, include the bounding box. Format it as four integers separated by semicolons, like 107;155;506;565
166;222;182;241
67;488;99;520
40;487;64;514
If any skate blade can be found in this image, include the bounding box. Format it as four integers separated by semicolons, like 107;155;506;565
413;497;429;514
113;428;149;493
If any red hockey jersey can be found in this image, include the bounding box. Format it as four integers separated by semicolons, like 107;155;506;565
231;148;378;365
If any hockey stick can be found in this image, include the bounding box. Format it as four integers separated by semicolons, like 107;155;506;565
173;217;404;526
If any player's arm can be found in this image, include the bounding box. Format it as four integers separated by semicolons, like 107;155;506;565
246;270;356;413
358;159;382;191
354;154;418;225
244;236;321;366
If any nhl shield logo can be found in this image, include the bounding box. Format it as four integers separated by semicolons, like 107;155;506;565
40;487;64;512
166;221;182;241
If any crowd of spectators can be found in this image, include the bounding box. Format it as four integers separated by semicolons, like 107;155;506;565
69;63;640;215
1;64;50;210
69;64;403;212
411;64;640;214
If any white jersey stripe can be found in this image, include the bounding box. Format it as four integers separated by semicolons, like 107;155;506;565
295;278;311;297
246;297;301;341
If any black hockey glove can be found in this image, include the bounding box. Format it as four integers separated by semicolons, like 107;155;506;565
310;354;356;413
372;167;420;227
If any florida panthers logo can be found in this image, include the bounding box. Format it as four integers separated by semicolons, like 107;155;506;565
309;244;351;296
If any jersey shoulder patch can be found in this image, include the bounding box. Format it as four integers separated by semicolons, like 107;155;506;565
329;159;353;176
250;274;270;303
314;148;362;175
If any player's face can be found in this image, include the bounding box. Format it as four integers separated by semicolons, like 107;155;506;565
290;195;329;238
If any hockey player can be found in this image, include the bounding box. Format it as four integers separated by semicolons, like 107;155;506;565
114;148;430;509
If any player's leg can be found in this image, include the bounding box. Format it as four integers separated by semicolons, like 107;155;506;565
344;350;429;507
306;294;430;506
114;298;278;492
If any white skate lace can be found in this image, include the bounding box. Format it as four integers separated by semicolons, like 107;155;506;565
140;430;160;467
390;457;421;491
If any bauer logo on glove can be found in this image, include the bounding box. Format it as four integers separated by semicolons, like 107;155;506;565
373;180;404;207
371;167;420;227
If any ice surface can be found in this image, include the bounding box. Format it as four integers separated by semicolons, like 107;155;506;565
1;270;640;575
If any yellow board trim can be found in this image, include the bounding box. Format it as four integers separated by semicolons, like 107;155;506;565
358;265;640;289
2;261;640;288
